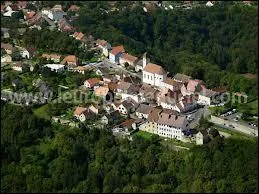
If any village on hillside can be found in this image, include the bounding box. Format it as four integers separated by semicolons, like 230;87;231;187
1;1;258;148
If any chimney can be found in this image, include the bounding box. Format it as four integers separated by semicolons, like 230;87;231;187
143;52;147;68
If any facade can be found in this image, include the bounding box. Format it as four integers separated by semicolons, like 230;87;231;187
96;39;112;57
198;88;218;105
142;63;167;87
44;64;65;73
135;104;153;119
196;130;209;145
119;53;138;66
109;45;125;63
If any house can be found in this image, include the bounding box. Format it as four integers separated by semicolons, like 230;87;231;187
88;104;99;114
58;18;73;32
3;5;17;17
135;52;150;72
61;55;78;69
108;81;118;92
198;88;218;105
135;104;153;119
42;5;66;21
157;112;189;140
84;78;101;89
11;61;23;72
116;82;140;103
139;84;160;103
17;1;27;10
196;130;210;145
1;54;12;63
186;79;206;94
17;47;30;59
161;78;183;91
173;73;191;84
206;1;214;7
73;106;89;122
109;45;125;63
73;66;90;74
157;90;183;111
94;86;110;98
142;62;167;87
44;64;65;73
96;39;112;57
68;5;80;12
24;11;36;20
112;98;138;115
176;95;198;113
112;118;141;137
1;43;14;54
42;53;61;63
102;74;114;83
140;107;163;134
119;53;138;67
1;28;10;39
71;32;84;41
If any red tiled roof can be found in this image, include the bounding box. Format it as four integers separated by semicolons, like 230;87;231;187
121;53;138;63
111;45;125;55
86;78;101;87
68;5;80;11
143;63;166;75
74;106;87;115
73;32;84;40
61;55;77;64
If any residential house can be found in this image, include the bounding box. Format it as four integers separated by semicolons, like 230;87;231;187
94;86;110;98
198;88;218;105
135;52;150;72
17;1;27;10
58;18;73;32
74;106;90;122
176;95;198;113
119;53;138;67
109;45;125;63
73;66;90;74
142;62;167;87
117;82;140;103
1;28;10;39
42;53;61;63
135;104;153;119
196;130;210;145
1;54;12;63
161;78;183;91
71;31;84;41
3;5;17;17
61;55;78;70
139;84;160;103
96;39;112;57
186;79;206;94
11;61;23;72
157;112;189;140
88;104;99;114
24;11;36;20
206;1;214;7
139;107;163;134
44;64;65;73
16;46;30;59
1;43;14;54
173;73;191;84
68;5;80;12
42;5;66;21
112;118;141;138
157;90;183;111
112;98;138;115
84;78;101;89
103;74;114;84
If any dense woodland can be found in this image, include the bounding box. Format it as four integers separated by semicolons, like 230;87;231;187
1;103;258;193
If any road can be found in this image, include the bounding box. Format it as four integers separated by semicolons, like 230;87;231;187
189;106;211;128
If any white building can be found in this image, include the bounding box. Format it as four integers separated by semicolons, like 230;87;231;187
1;55;12;63
44;64;65;73
157;113;189;141
142;62;167;87
96;39;112;57
135;52;150;72
198;88;218;105
41;5;66;21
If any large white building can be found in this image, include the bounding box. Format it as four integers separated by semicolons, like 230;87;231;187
157;112;189;140
142;61;167;87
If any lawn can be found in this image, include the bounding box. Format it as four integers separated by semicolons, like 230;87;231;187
238;99;258;116
134;130;156;140
33;104;51;120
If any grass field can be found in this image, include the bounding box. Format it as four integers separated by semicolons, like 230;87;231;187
33;104;50;120
134;130;155;140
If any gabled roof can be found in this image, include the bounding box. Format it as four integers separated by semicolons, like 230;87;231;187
94;86;109;97
157;113;188;129
111;45;125;55
143;63;166;75
68;5;80;11
73;32;84;40
136;104;153;115
73;106;87;116
120;53;138;63
147;107;163;122
173;73;191;83
85;78;101;87
186;79;205;93
61;55;77;64
116;81;131;90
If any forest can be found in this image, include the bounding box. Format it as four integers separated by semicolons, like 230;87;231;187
1;103;258;193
